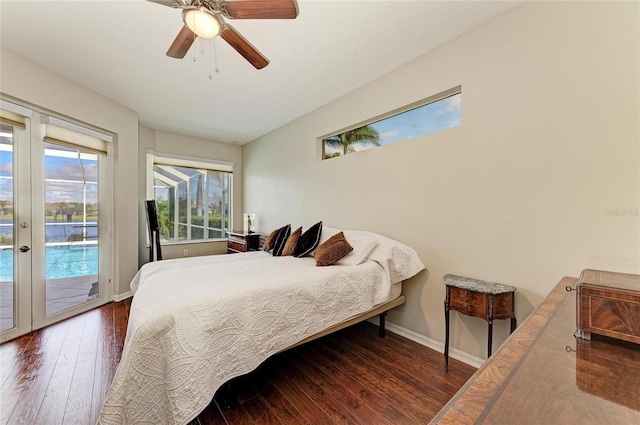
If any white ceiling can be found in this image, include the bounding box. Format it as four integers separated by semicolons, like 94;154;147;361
0;0;522;145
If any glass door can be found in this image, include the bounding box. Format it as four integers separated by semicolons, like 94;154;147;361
41;143;101;316
0;124;15;333
0;107;111;341
0;121;32;341
31;126;111;330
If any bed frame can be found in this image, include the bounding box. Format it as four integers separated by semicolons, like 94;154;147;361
218;294;406;408
288;294;405;348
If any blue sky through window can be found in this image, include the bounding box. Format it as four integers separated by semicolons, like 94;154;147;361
323;91;461;158
44;146;99;204
0;143;99;204
374;93;461;145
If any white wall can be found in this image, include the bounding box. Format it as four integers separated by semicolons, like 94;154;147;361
138;125;243;265
1;47;140;297
243;2;640;360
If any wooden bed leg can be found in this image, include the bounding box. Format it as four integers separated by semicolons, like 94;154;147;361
219;381;238;409
379;312;387;338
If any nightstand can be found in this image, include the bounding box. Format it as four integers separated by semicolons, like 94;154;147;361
226;232;261;254
444;274;516;372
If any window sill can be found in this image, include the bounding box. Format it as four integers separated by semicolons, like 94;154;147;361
160;239;227;246
146;239;227;248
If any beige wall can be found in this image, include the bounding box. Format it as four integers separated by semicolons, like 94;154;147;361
1;47;140;298
138;125;242;265
243;2;640;360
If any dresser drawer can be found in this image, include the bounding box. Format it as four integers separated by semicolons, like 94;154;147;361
228;239;247;253
448;286;487;318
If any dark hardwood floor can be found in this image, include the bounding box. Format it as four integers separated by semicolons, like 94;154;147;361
0;299;476;425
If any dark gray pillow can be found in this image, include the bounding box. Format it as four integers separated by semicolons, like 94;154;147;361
272;224;291;256
293;221;323;257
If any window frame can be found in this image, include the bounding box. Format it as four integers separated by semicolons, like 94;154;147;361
320;85;461;160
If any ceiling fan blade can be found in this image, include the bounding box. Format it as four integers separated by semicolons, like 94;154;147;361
223;0;298;19
166;26;196;59
220;24;269;69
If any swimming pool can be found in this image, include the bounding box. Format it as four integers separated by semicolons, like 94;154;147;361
0;245;98;282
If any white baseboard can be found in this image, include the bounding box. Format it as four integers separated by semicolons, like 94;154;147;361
113;291;132;302
368;318;484;369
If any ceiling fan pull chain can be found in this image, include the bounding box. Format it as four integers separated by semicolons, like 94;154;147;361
214;38;220;76
208;38;213;79
192;23;197;63
208;38;219;79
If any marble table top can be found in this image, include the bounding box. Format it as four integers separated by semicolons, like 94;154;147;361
444;274;516;294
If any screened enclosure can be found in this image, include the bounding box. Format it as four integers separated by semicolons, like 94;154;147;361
152;164;231;242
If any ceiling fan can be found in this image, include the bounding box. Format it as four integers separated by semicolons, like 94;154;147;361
147;0;298;69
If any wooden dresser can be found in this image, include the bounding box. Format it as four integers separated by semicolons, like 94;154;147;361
430;276;640;424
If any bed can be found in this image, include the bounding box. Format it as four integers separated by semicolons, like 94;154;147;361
97;228;424;425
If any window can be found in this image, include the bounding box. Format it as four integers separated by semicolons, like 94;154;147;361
148;153;232;243
322;86;461;159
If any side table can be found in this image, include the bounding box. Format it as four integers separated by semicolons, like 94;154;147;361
444;274;516;372
227;231;261;254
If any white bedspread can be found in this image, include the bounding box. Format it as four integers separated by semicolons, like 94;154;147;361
98;236;424;425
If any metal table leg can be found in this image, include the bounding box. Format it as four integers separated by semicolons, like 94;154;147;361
444;287;450;372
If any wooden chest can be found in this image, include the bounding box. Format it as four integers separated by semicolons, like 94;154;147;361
576;269;640;344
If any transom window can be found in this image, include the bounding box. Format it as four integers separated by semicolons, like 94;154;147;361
147;152;232;243
322;86;461;159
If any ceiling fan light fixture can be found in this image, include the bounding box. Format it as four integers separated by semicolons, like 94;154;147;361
182;6;222;38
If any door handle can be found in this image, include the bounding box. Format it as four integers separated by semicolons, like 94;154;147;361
19;246;30;253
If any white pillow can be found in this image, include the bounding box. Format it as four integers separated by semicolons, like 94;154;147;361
336;230;378;266
365;232;425;283
327;229;425;282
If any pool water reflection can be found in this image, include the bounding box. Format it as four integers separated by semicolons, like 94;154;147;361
0;244;98;282
0;244;99;332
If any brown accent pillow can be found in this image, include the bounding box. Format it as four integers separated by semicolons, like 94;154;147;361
314;231;353;266
262;228;280;252
282;227;302;256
